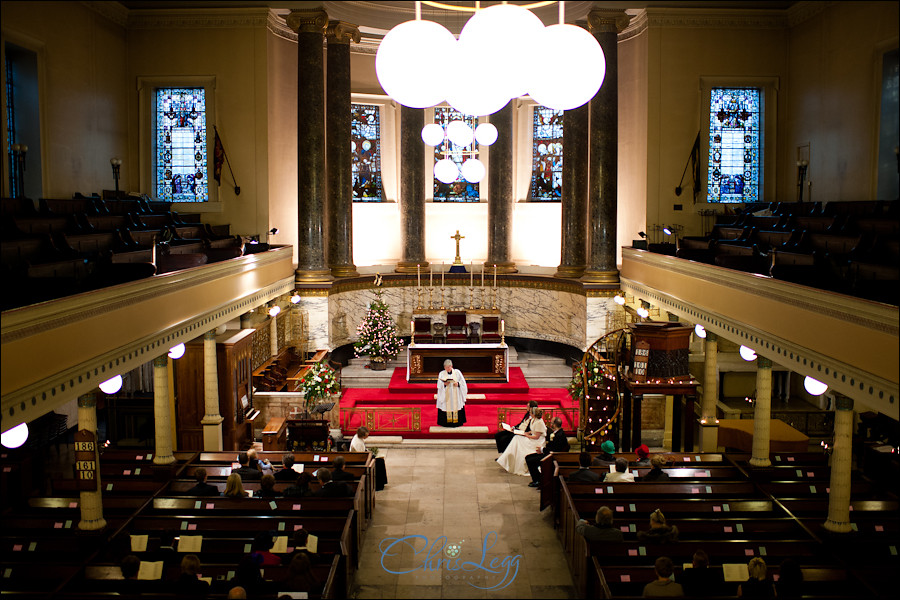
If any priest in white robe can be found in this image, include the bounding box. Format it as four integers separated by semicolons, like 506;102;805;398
436;359;468;427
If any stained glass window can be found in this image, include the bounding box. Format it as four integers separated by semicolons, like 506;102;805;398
155;87;208;202
351;103;384;202
433;106;480;202
530;106;563;201
707;88;761;203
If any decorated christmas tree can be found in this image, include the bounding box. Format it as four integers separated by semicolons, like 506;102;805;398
354;289;404;365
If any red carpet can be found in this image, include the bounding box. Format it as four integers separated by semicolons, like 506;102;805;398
388;366;530;393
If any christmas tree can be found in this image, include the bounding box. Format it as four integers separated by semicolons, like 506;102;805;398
354;289;404;362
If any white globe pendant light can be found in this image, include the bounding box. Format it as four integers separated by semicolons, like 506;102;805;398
529;24;606;111
168;343;186;360
421;123;445;146
804;376;828;396
461;158;486;183
694;324;707;339
474;123;498;146
739;345;757;361
446;37;511;117
1;422;29;449
434;159;459;184
99;374;123;394
375;20;456;108
446;120;474;147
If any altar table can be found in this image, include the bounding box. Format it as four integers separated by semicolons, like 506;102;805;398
406;343;509;384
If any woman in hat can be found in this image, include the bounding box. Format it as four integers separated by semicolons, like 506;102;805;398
592;440;617;467
633;444;651;466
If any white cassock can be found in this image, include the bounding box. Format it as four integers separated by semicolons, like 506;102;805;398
436;369;468;427
497;416;546;476
349;434;366;452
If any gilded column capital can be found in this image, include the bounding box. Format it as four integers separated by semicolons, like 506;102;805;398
77;392;97;408
285;8;328;35
204;330;217;341
153;355;168;368
587;9;631;34
758;356;773;369
705;331;718;343
327;20;360;44
834;394;854;411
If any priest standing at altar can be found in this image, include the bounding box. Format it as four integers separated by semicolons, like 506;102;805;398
437;360;467;427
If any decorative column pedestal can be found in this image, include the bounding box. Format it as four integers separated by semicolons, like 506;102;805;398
76;392;106;531
396;106;428;273
749;356;773;467
152;355;176;465
824;395;855;533
486;101;517;274
200;330;224;451
699;332;720;452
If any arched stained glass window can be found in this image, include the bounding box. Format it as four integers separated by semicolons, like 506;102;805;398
707;88;761;203
155;87;208;202
351;103;384;202
433;106;480;202
530;106;563;201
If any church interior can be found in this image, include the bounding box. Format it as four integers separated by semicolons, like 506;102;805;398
1;1;898;598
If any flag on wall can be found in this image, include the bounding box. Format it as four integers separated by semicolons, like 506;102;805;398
213;128;225;185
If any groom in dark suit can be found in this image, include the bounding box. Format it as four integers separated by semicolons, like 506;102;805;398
526;416;570;487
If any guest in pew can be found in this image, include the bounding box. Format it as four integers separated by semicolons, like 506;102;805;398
281;552;320;594
331;455;355;482
638;509;679;544
313;467;353;497
224;473;250;498
606;457;636;482
592;440;617;467
233;452;262;481
633;444;651;466
526;416;570;487
230;555;273;598
275;454;298;481
185;467;221;496
226;587;247;599
247;447;273;476
576;506;624;542
775;558;803;599
567;452;603;482
642;556;684;597
495;399;539;453
174;553;210;598
251;531;282;567
284;472;314;498
738;557;775;598
677;549;724;597
120;554;141;594
350;426;369;452
259;473;281;498
642;456;670;482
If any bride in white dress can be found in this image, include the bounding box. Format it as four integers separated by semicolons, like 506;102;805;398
497;407;546;476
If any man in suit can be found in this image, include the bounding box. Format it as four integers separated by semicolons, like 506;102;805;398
526;416;569;487
313;468;352;497
232;452;262;481
185;467;221;496
567;451;603;482
274;453;298;481
576;506;624;542
331;455;355;482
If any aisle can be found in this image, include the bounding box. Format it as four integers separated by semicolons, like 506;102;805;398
351;448;576;599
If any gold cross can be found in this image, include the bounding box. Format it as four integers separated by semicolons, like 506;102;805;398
451;230;465;264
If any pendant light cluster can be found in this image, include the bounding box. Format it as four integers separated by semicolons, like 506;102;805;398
423;120;498;184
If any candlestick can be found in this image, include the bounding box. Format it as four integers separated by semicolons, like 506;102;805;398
410;319;414;340
501;319;505;334
430;267;433;287
417;264;421;288
441;264;444;287
481;266;484;288
470;261;473;286
493;264;497;288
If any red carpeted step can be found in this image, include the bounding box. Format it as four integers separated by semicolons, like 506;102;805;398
387;367;530;393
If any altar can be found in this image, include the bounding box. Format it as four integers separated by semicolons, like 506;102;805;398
406;343;509;384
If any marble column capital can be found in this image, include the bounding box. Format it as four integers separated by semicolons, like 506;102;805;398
326;20;360;44
77;392;96;408
204;330;217;341
587;9;631;34
153;355;168;368
757;356;773;369
285;9;328;34
834;394;854;411
705;331;718;343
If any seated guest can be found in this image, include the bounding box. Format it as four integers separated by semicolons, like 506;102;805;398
775;558;803;600
643;556;684;598
313;468;353;497
230;555;271;597
185;467;220;496
258;473;280;498
247;447;273;475
174;554;209;598
274;454;298;481
120;554;141;594
250;531;282;567
638;509;679;544
576;506;624;542
567;452;603;482
331;455;355;481
232;452;262;481
350;426;369;452
678;549;724;596
738;557;775;598
633;444;651;466
526;416;570;487
495;400;539;452
281;552;320;593
642;455;670;481
224;473;249;498
226;587;247;600
605;457;636;482
284;472;314;498
592;440;617;467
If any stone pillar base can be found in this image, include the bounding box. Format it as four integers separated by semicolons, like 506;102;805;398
823;519;853;533
555;265;587;279
699;423;720;452
331;264;359;278
153;454;176;466
484;261;517;274
201;416;224;451
295;269;333;283
395;261;430;273
582;269;620;284
78;516;107;531
749;456;772;468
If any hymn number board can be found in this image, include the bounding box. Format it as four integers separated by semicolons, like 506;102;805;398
633;341;650;383
73;429;98;491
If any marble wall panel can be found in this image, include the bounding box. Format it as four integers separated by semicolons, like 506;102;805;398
587;297;625;346
298;296;330;350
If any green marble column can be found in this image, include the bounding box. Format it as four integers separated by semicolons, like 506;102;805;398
555;100;589;279
396;106;429;273
486;101;517;274
286;8;331;282
583;10;630;284
326;20;360;278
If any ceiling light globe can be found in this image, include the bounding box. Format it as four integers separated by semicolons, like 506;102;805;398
637;307;649;318
529;24;606;111
739;345;757;361
434;159;459;184
446;121;474;147
168;343;186;360
694;324;707;338
446;38;511;117
1;422;29;449
375;20;456;108
804;376;828;396
99;374;123;395
474;123;498;146
614;294;625;305
461;158;486;183
421;123;445;146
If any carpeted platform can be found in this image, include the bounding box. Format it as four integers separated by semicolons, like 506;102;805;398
388;366;530;393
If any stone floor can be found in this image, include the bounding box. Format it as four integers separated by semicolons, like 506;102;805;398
351;447;577;599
